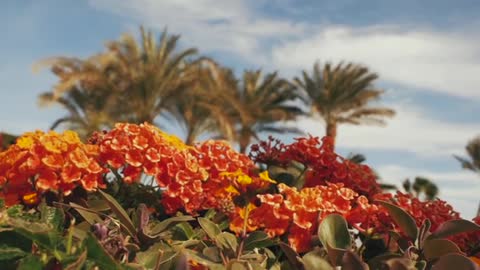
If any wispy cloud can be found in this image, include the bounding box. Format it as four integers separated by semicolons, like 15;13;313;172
88;0;306;63
271;25;480;99
376;164;480;219
298;99;478;157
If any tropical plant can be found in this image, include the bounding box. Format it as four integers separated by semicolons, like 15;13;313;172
36;54;119;138
402;176;439;201
455;135;480;216
1;124;480;269
0;132;17;150
294;62;395;148
37;27;198;138
104;27;198;124
222;69;305;153
163;59;237;145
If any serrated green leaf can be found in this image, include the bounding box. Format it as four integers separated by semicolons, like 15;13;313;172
98;190;136;238
377;200;418;240
429;219;480;239
198;217;221;240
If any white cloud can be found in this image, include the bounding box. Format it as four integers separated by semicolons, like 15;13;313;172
376;164;480;219
271;25;480;99
88;0;306;62
297;99;478;157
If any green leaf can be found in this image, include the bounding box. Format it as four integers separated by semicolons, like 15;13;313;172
215;232;238;252
341;250;369;270
302;249;333;270
423;239;461;261
184;249;223;269
17;255;43;270
415;260;427;270
203;246;222;263
198;217;221;240
84;232;124;270
10;218;62;251
377;200;418;240
87;199;110;211
98;190;136;238
318;214;351;266
431;254;479;270
39;203;65;231
146;215;194;236
429;219;480;239
0;245;27;261
278;242;304;270
63;251;87;270
244;231;274;250
227;260;250;270
69;202;103;225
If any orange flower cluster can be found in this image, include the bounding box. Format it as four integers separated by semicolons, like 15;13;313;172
0;130;104;205
250;136;382;198
229;182;369;252
95;123;272;214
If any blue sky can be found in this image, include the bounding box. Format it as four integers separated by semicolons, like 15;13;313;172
1;0;480;218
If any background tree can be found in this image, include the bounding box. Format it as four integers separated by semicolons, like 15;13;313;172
36;54;119;139
454;135;480;216
163;59;237;144
104;27;198;124
0;132;17;150
225;69;305;153
294;62;395;149
37;27;198;138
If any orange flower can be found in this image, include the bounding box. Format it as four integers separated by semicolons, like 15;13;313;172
0;130;104;205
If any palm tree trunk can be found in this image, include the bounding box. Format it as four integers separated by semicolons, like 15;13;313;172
326;119;337;149
239;129;251;154
185;130;195;145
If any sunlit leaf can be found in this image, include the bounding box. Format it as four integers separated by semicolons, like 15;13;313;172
302;249;333;270
423;239;462;260
98;190;136;238
429;219;480;239
198;217;221;240
318;214;351;266
377;200;418;240
432;253;479;270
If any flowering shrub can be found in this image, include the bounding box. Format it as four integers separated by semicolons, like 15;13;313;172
0;130;104;206
0;123;479;270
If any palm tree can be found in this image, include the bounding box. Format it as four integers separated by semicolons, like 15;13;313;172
37;27;198;137
105;27;198;124
402;177;439;201
454;135;480;216
0;132;17;150
294;62;395;149
226;69;305;153
36;54;119;138
163;59;237;144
